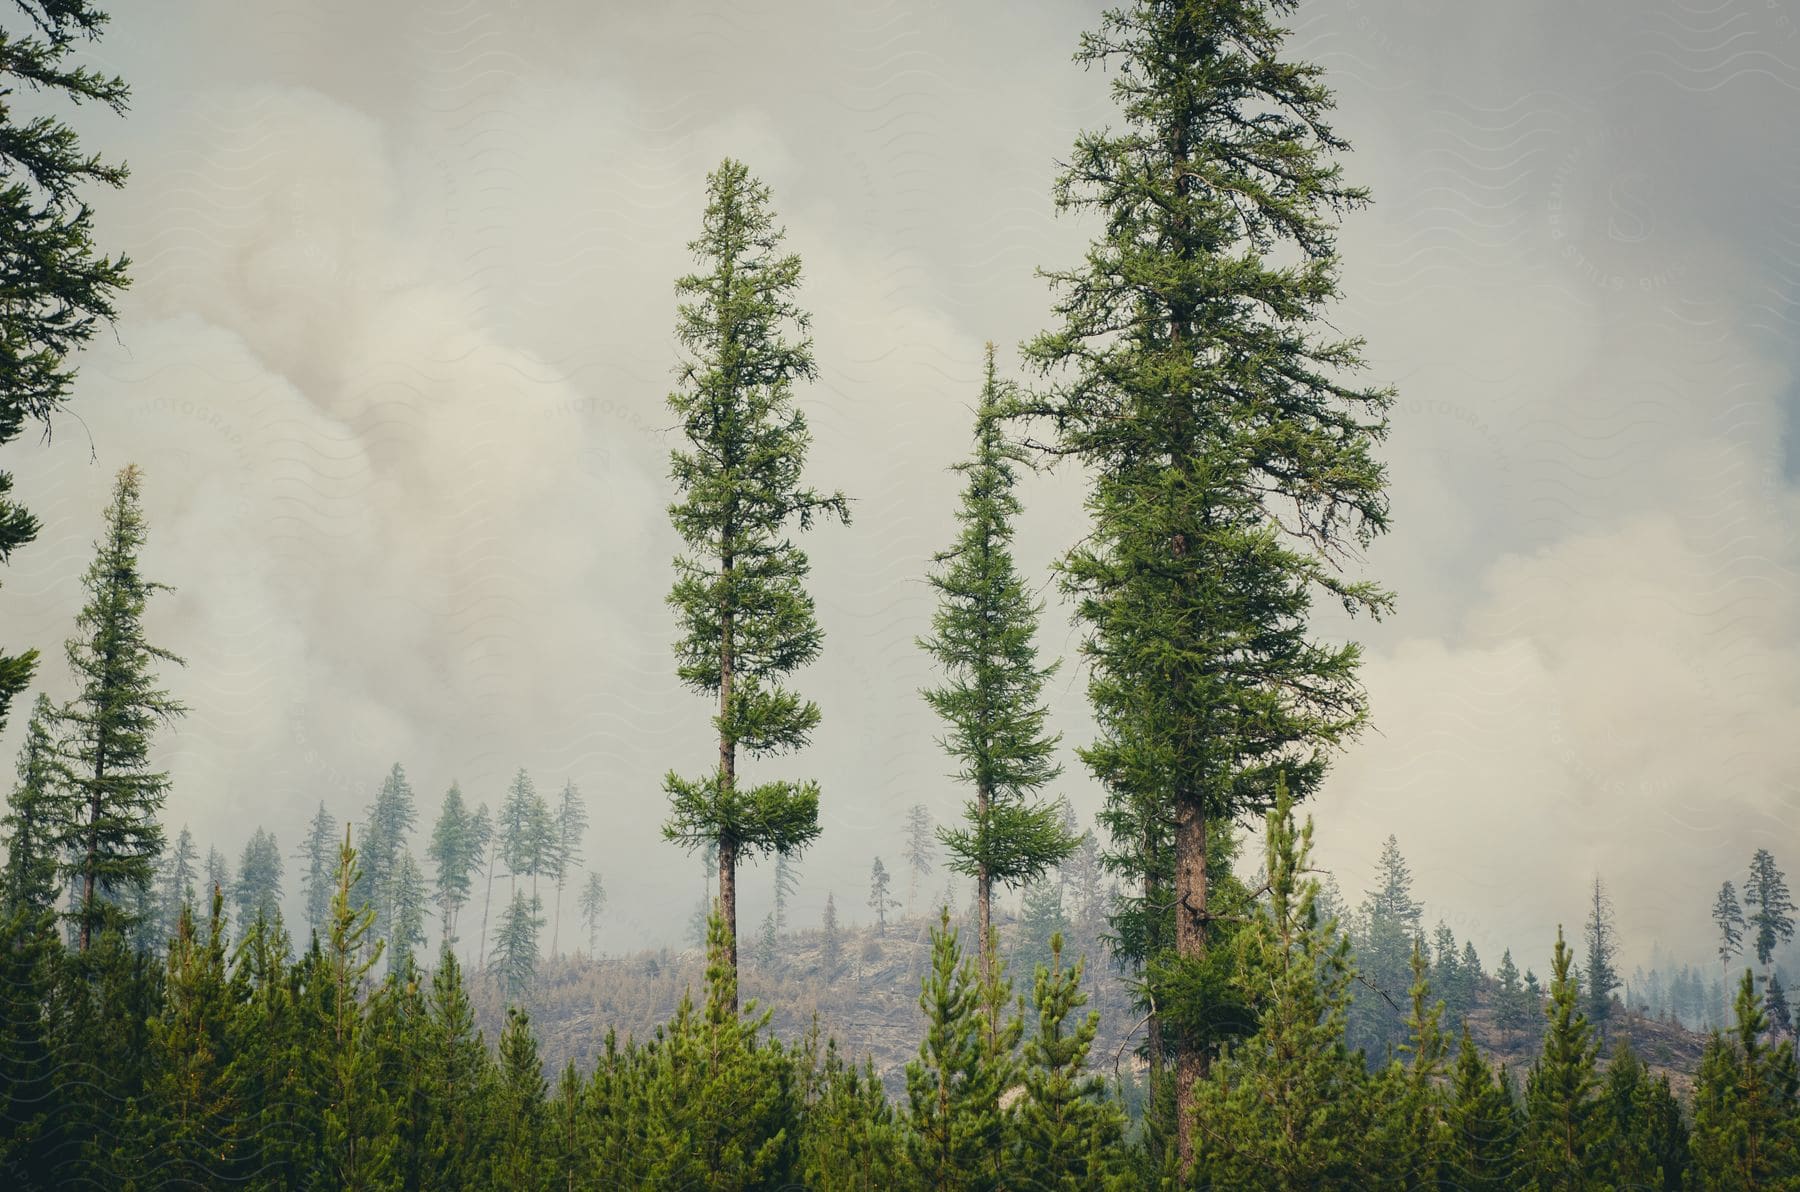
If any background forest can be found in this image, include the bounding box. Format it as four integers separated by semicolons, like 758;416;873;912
3;0;1799;1189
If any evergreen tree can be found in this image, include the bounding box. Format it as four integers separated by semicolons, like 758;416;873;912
1746;849;1796;972
1690;968;1800;1188
868;856;895;935
1716;880;1747;970
1012;933;1128;1190
822;891;841;976
904;912;1013;1190
493;888;542;1003
153;824;198;947
904;802;934;912
387;849;428;974
1015;876;1072;984
0;0;132;739
1189;787;1371;1187
1770;972;1794;1038
775;851;799;932
796;1025;906;1189
1599;1041;1687;1192
1445;1025;1522;1192
1022;2;1393;1163
1495;948;1531;1047
428;782;484;946
578;870;606;955
1;695;71;916
1523;927;1607;1189
318;828;397;1189
59;465;186;949
356;762;417;947
232;826;283;931
298;800;338;941
203;846;231;934
549;779;587;958
419;946;492;1189
498;768;553;905
661;157;847;998
488;1008;551;1191
1583;876;1621;1029
1367;941;1450;1187
921;344;1074;994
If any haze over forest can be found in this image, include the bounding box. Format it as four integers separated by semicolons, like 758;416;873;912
3;0;1797;977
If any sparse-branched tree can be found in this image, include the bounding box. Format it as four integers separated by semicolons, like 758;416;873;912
1583;877;1621;1029
775;852;799;933
578;871;606;956
922;345;1075;996
822;892;841;976
1714;881;1746;971
1745;850;1796;972
549;780;587;958
493;888;542;1003
904;803;934;912
661;157;848;1000
356;763;417;945
428;782;484;946
387;850;428;974
59;465;186;949
868;856;896;936
152;824;198;947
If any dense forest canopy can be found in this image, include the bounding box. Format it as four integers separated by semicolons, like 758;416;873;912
2;0;1798;1187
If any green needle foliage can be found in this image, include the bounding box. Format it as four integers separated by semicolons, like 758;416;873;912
1691;969;1800;1189
1523;928;1606;1189
0;695;71;916
60;465;186;950
0;0;132;737
921;344;1074;987
1022;0;1393;1162
662;157;848;990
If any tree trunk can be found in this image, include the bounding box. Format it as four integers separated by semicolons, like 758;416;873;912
551;877;564;959
976;778;995;1038
1173;792;1209;1175
79;747;106;953
717;591;738;1006
478;846;497;970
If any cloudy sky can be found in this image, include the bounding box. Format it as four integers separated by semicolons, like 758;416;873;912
4;0;1797;971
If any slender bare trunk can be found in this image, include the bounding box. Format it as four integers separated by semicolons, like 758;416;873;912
478;845;497;969
718;579;738;1006
1173;793;1208;1173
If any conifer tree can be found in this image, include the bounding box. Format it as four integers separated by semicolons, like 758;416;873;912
493;888;542;1003
1746;850;1796;972
1599;1041;1687;1191
1583;876;1621;1029
1;695;70;916
1445;1025;1522;1192
298;800;337;940
1716;880;1747;970
153;823;198;946
796;1025;906;1188
1367;940;1450;1187
578;870;606;955
922;344;1074;997
1770;972;1794;1038
1495;948;1530;1047
132;891;238;1184
1690;968;1800;1188
1012;933;1128;1190
203;845;231;932
868;856;895;936
233;826;282;930
1189;787;1371;1187
822;891;841;976
904;802;935;912
549;779;587;958
356;762;417;946
387;849;428;973
60;465;186;949
904;912;1013;1190
419;946;492;1188
489;1008;552;1191
428;782;485;946
498;768;552;905
0;0;132;739
1523;928;1607;1188
775;852;799;932
1022;3;1393;1163
319;828;396;1188
660;158;846;999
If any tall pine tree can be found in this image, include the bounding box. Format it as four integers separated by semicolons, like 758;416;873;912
921;343;1073;995
662;157;847;996
60;464;186;950
1021;3;1393;1165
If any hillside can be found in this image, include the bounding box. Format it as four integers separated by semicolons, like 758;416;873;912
469;908;1715;1097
